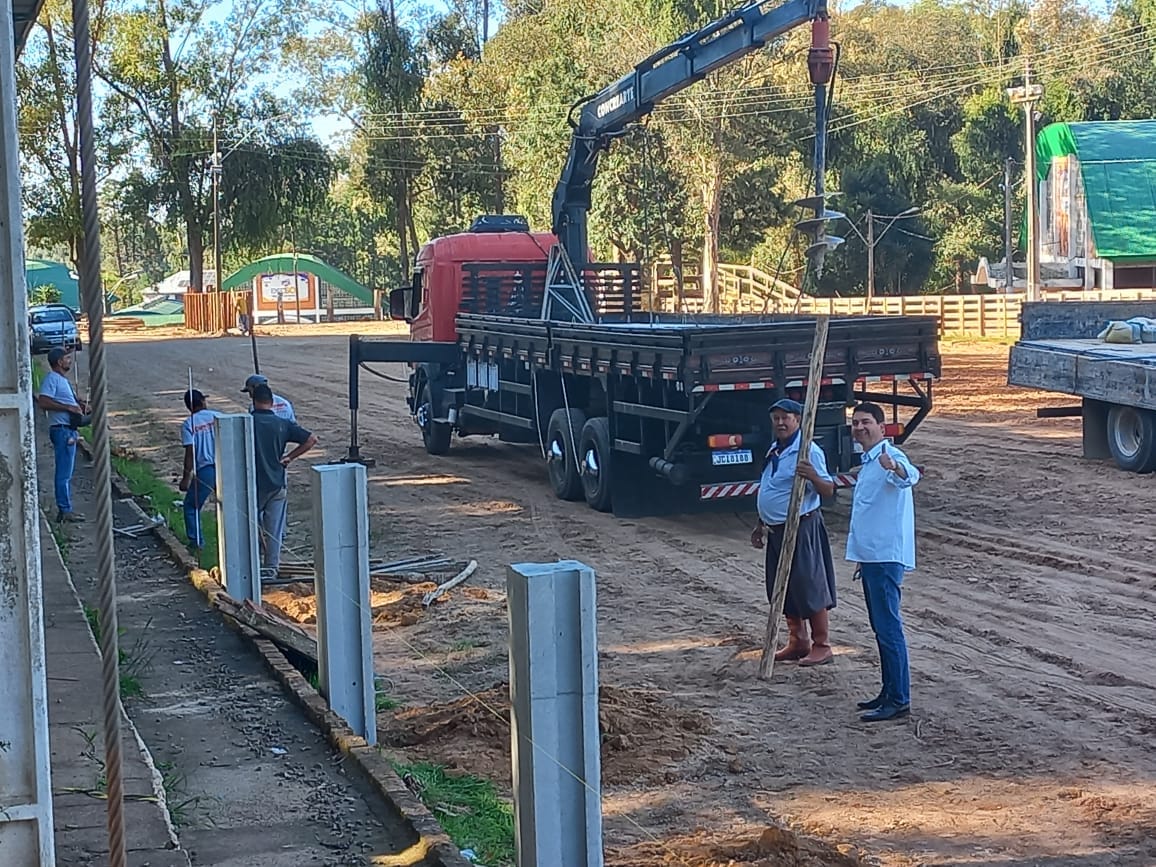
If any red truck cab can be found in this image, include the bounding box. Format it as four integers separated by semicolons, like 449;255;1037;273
399;228;557;343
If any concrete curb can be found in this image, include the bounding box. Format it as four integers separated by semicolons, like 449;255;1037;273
80;438;472;867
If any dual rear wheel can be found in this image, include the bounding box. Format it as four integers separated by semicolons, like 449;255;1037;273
545;409;613;512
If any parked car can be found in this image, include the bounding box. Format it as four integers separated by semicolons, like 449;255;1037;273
28;304;82;354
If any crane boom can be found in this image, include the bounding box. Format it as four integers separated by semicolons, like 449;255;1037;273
550;0;830;266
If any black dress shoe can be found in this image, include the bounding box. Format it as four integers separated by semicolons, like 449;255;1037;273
859;703;910;723
856;694;885;711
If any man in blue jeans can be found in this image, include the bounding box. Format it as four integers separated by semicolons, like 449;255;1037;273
37;347;88;522
179;389;218;549
250;383;316;578
846;402;920;723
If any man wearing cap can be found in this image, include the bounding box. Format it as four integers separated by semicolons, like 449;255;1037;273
179;389;218;549
251;383;317;576
241;374;296;422
751;397;838;666
36;348;88;522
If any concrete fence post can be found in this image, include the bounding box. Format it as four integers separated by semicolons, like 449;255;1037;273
214;414;261;603
507;561;603;867
311;463;376;745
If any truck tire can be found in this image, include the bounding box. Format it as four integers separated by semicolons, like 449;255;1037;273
579;417;613;512
1107;404;1156;473
419;380;452;455
546;407;586;500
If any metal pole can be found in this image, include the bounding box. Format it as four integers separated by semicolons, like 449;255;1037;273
213;119;222;292
71;0;127;860
866;209;875;302
0;2;56;858
1008;61;1044;302
1004;157;1014;292
1024;64;1041;302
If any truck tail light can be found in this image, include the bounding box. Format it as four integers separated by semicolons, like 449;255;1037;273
708;434;744;448
884;423;904;437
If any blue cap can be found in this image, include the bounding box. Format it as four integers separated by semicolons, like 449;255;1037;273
770;398;803;415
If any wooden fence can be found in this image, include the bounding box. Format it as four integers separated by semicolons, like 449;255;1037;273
649;264;1156;338
184;290;246;334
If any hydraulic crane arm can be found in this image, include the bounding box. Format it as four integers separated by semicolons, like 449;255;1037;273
550;0;831;266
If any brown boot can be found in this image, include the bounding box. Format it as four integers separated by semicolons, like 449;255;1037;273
799;608;833;667
774;616;812;662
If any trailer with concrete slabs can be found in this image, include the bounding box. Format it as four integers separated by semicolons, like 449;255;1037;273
1009;300;1156;473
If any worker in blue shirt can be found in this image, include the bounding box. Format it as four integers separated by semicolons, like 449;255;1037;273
846;402;921;723
179;389;218;549
36;347;88;522
751;398;838;666
241;374;296;422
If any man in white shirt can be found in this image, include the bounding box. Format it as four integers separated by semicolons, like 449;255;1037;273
179;389;218;549
751;398;838;666
846;402;921;722
36;347;88;522
240;374;296;422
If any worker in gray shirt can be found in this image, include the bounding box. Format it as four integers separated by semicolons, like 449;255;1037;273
250;383;317;577
37;347;88;522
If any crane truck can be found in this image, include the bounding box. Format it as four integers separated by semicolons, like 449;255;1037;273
343;0;943;517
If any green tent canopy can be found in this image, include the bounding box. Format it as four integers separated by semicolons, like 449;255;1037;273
1036;120;1156;263
221;254;375;306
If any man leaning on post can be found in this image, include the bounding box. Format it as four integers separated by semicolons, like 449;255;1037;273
751;397;838;667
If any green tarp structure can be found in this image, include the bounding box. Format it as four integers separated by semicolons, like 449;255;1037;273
220;253;375;306
1037;120;1156;263
110;297;186;327
26;259;80;310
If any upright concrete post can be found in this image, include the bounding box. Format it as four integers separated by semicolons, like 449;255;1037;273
214;414;261;602
507;561;603;867
311;463;376;745
0;2;56;859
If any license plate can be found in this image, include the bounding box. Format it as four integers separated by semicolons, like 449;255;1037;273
711;449;753;466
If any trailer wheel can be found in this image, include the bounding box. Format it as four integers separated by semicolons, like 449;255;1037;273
546;408;586;500
1107;405;1156;473
579;417;613;512
418;380;452;455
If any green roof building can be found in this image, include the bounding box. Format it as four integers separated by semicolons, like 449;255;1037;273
1036;120;1156;290
25;259;80;310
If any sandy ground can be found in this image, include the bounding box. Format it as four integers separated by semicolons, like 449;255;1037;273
90;325;1156;866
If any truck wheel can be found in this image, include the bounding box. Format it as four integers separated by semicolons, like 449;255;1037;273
419;381;452;455
579;417;613;512
1107;405;1156;473
546;407;586;500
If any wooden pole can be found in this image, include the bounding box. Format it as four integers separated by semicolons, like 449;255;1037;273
758;314;830;680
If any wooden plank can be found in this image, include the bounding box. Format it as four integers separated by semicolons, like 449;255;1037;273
1074;356;1156;411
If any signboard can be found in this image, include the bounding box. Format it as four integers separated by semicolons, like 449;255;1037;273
258;272;312;305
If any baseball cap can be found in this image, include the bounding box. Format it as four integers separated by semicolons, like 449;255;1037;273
241;374;268;393
183;389;207;410
769;398;803;415
47;347;68;366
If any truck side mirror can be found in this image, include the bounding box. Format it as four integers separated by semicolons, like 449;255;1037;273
388;288;411;322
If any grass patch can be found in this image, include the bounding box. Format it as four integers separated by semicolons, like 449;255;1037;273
392;762;515;866
31;355;46;390
106;450;219;570
83;603;153;699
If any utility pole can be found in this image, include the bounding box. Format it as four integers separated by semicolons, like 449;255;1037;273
1008;61;1044;301
866;208;875;302
212;118;222;292
1003;157;1015;292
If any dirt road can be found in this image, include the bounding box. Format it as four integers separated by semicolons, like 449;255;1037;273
95;327;1156;866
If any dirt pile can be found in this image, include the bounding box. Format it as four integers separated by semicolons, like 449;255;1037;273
608;827;865;867
262;578;447;628
383;682;712;786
